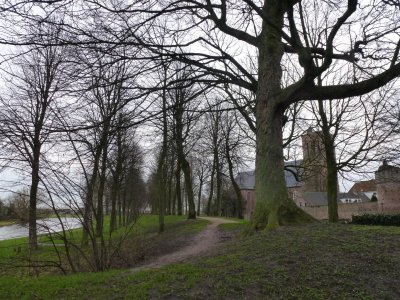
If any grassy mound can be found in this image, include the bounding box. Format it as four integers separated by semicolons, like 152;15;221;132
1;222;400;299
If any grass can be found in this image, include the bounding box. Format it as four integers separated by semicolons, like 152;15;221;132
0;220;16;227
1;221;400;299
0;215;206;276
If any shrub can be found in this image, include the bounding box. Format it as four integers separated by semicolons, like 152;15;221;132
351;214;400;226
8;192;30;222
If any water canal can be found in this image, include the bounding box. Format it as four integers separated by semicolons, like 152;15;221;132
0;218;81;241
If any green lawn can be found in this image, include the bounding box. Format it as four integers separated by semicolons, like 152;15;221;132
0;220;16;227
0;215;205;276
1;222;399;299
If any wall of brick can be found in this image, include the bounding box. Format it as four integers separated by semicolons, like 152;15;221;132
241;187;400;221
301;201;400;220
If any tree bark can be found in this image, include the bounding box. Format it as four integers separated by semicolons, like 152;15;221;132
326;153;338;222
318;100;339;222
206;158;215;216
96;142;108;237
225;143;244;219
81;147;102;245
28;145;41;251
110;125;123;233
158;66;168;233
253;1;314;229
179;157;196;219
197;170;203;216
215;149;222;216
175;162;182;215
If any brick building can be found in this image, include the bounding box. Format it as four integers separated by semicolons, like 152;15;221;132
349;179;377;200
236;163;303;219
375;160;400;210
236;128;330;219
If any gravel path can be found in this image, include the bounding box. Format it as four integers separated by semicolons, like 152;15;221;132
132;217;236;271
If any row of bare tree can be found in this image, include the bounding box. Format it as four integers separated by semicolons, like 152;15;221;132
0;0;399;273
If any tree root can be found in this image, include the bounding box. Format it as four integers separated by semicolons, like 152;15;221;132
252;198;316;230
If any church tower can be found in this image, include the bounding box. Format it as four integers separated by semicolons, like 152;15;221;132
301;128;328;193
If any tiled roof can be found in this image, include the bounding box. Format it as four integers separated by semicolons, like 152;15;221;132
235;160;303;190
349;180;376;194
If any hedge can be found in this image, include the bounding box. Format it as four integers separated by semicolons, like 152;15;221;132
351;214;400;226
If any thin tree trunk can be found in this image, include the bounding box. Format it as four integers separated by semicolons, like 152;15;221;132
326;156;338;222
318;100;339;222
96;143;108;237
28;145;40;251
176;162;182;215
117;195;122;228
207;158;215;216
215;155;222;216
225;144;244;219
158;65;168;233
178;157;196;219
122;188;127;226
82;148;102;245
197;171;203;216
110;129;123;232
172;184;176;215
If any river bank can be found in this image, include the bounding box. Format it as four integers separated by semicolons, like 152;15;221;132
0;220;17;227
0;217;82;241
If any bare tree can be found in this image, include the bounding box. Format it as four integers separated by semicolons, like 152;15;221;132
0;22;67;250
2;0;400;231
169;68;204;219
306;84;399;222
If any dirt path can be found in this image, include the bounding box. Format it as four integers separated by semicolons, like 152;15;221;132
132;217;237;271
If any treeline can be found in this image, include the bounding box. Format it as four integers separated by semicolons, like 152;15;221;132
0;21;151;271
0;0;399;273
0;19;251;272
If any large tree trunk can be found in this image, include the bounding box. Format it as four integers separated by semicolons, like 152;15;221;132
253;1;314;229
254;109;313;229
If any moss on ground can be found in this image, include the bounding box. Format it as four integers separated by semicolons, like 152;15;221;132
1;222;400;299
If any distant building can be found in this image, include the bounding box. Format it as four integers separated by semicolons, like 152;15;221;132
375;160;400;210
349;179;377;200
236;128;332;219
236;129;400;219
301;128;328;193
301;192;369;207
236;161;303;219
236;129;400;220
